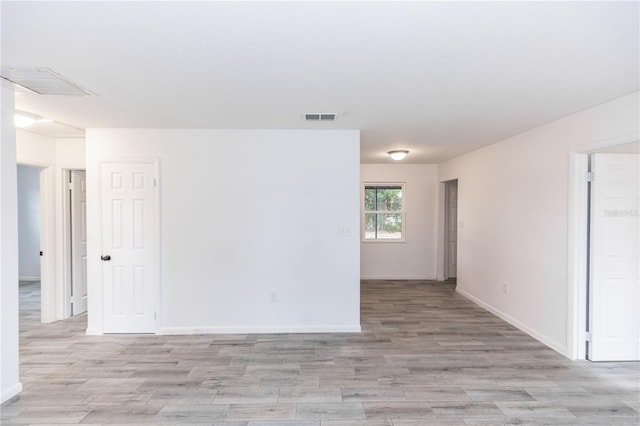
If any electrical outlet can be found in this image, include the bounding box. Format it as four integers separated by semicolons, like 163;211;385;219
502;282;510;294
270;291;278;303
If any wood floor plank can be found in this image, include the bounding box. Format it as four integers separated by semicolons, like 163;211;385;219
2;280;638;424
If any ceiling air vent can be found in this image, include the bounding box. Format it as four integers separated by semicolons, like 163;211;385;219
304;113;338;122
0;67;96;96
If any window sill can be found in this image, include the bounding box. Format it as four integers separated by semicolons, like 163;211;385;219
361;239;407;244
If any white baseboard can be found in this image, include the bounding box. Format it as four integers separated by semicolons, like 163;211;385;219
85;328;103;336
1;382;22;404
456;288;567;356
19;276;40;282
158;324;362;335
360;275;436;281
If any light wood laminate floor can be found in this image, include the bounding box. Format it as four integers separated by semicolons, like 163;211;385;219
1;280;639;425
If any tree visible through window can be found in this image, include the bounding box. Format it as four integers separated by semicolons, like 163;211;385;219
364;184;404;240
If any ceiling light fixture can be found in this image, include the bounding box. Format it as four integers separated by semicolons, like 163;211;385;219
388;150;409;161
14;110;41;128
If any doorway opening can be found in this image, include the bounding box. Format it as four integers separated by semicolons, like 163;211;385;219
17;165;44;323
443;179;458;283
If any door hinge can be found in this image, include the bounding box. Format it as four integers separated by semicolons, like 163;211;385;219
68;181;74;191
153;178;157;187
586;171;595;182
585;331;592;342
154;312;157;320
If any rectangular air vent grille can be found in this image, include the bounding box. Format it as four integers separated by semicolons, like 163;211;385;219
304;113;337;121
0;67;96;96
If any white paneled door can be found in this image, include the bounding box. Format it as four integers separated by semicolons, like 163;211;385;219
71;170;88;315
102;163;158;333
589;153;639;361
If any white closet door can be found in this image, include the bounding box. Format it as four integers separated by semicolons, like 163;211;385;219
102;163;158;333
589;153;639;361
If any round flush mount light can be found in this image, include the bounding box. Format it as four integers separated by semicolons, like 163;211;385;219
388;150;409;161
14;110;41;128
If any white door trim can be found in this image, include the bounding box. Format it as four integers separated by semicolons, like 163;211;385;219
443;182;451;280
567;152;589;360
61;169;73;318
94;158;161;334
567;132;639;360
443;179;458;280
435;181;447;281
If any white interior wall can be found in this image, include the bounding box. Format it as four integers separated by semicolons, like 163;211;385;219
56;138;86;166
438;91;639;356
86;129;361;334
17;165;41;280
16;130;56;165
1;83;22;403
360;164;439;280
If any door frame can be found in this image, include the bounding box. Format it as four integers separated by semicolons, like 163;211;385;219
443;179;458;280
91;158;161;335
567;132;639;360
61;168;87;318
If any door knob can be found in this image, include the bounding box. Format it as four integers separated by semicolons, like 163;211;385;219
101;255;111;261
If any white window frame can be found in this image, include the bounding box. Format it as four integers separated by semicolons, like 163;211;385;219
362;182;406;243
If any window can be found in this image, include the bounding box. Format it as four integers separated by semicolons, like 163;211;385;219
363;184;405;241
